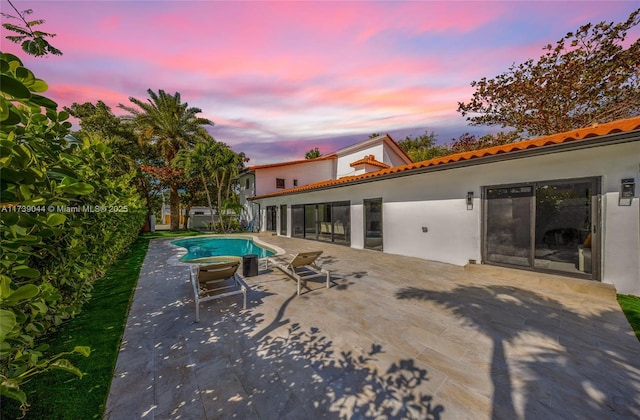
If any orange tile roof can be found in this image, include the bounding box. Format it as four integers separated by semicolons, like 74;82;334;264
349;155;390;169
245;154;337;171
251;116;640;200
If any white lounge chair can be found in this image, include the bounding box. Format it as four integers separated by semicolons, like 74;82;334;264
267;251;330;295
190;260;246;322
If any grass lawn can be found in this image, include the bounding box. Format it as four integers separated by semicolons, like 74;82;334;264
618;294;640;342
0;230;200;420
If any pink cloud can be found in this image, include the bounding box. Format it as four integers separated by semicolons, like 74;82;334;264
99;15;121;32
353;1;507;43
3;0;637;167
47;84;131;112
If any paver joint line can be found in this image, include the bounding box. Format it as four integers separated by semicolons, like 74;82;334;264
104;234;640;419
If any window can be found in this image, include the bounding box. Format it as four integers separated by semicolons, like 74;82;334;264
293;179;298;187
245;178;250;189
276;178;285;189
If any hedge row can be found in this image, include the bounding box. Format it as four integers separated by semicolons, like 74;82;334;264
0;52;145;412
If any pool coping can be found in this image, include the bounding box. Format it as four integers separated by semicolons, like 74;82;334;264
168;233;286;264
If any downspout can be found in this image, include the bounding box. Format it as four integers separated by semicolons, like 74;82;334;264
252;172;260;232
254;202;261;232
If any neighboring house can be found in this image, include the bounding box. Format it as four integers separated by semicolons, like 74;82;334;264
161;204;215;229
237;134;412;231
248;116;640;295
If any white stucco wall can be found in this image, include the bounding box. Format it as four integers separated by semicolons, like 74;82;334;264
383;145;411;167
254;160;334;196
238;173;260;227
350;203;365;249
336;144;385;178
256;140;640;295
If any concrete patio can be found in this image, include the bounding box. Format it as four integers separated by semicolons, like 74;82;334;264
104;234;640;419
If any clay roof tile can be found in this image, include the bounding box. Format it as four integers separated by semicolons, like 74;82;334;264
251;116;640;200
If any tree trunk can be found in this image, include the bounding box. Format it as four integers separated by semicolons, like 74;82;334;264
182;204;191;230
170;182;180;231
201;172;215;231
217;172;226;232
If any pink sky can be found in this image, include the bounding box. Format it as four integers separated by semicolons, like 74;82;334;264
2;1;638;164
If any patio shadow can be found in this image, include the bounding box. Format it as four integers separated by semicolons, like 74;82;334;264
395;285;640;418
191;292;445;419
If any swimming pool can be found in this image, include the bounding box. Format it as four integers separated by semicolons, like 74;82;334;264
172;236;276;262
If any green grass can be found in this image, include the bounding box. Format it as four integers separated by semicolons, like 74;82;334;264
618;294;640;342
1;230;200;419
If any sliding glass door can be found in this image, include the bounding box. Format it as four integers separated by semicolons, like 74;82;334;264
289;201;350;245
280;205;287;236
484;178;599;279
266;206;277;232
291;205;304;237
364;198;383;250
331;202;350;245
534;180;595;274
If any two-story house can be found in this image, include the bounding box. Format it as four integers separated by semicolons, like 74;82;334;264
237;134;412;231
248;116;640;295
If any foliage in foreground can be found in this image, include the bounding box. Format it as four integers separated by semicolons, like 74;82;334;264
0;235;149;419
0;52;145;412
1;0;62;57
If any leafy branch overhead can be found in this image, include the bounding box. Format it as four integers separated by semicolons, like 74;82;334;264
1;0;62;57
457;8;640;136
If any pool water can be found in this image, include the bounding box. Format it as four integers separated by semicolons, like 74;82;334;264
172;237;275;261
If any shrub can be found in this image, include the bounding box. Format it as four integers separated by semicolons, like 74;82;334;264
0;52;145;413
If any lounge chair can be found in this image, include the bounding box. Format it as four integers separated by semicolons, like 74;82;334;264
266;251;330;295
190;260;246;322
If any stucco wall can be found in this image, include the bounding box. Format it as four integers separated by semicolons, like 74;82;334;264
384;145;410;167
254;160;334;196
238;173;259;226
336;144;385;178
256;140;640;295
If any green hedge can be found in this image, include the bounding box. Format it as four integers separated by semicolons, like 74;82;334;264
0;52;145;413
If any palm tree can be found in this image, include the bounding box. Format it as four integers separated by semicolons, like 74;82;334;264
211;145;246;232
119;89;212;231
174;139;218;230
174;139;246;232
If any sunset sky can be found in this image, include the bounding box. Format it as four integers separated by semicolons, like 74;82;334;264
2;1;638;164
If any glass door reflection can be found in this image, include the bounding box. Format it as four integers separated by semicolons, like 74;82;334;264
364;198;383;250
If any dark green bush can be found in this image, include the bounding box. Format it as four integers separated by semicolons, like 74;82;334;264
0;52;145;412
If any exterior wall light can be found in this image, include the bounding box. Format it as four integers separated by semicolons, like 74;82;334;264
619;178;635;206
467;191;474;210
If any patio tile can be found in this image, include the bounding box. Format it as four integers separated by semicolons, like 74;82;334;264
105;233;640;419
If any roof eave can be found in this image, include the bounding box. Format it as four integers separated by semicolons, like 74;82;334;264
252;129;639;200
